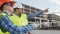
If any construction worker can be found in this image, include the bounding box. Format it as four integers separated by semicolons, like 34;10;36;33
0;1;34;34
13;2;48;34
0;0;34;34
0;0;48;34
0;0;15;34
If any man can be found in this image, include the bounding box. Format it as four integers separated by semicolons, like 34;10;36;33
0;0;17;34
0;0;36;34
0;0;15;34
0;0;48;34
13;2;48;34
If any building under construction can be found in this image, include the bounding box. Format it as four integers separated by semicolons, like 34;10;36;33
21;3;60;30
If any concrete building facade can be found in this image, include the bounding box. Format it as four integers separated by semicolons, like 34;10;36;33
21;3;60;29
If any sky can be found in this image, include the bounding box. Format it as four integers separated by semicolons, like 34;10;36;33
15;0;60;15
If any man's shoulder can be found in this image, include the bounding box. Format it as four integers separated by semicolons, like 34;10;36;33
1;13;7;16
0;13;8;19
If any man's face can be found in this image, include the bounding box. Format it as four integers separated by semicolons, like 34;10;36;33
16;8;23;14
7;6;14;13
3;4;14;13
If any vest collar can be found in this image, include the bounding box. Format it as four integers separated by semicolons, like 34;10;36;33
3;11;13;16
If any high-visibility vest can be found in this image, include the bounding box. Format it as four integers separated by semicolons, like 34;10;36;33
0;14;4;34
0;13;10;34
9;14;28;26
4;32;10;34
0;28;9;34
0;29;3;34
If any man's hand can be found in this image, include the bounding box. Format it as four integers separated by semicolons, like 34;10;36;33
42;8;49;13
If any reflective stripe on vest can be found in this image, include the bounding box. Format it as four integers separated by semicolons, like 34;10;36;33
9;14;28;26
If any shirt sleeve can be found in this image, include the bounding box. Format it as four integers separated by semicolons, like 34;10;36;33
0;16;35;34
27;11;43;19
0;16;21;34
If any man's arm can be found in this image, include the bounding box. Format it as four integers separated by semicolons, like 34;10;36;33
27;11;43;19
0;16;20;34
27;8;48;19
0;16;35;34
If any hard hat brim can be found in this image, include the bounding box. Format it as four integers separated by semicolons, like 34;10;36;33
0;1;15;7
